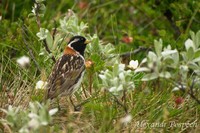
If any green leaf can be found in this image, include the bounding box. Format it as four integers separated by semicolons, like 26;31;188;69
142;73;158;81
163;57;174;64
36;0;46;3
195;31;200;48
46;32;53;50
53;34;63;50
190;31;195;42
36;28;48;40
188;62;199;70
148;51;158;62
181;52;187;62
194;49;200;58
190;30;200;48
159;71;171;79
192;56;200;63
39;4;46;11
135;67;150;73
161;49;177;57
158;30;166;37
171;52;179;67
186;47;194;61
154;39;162;57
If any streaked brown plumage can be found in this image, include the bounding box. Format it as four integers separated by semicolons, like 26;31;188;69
46;36;90;100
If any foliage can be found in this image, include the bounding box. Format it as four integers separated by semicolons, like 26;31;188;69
59;11;88;35
0;102;57;133
0;0;200;132
99;62;136;95
136;39;179;81
136;31;200;95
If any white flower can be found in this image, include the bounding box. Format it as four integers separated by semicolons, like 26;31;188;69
172;87;180;92
35;80;47;89
128;60;138;69
120;114;132;124
49;108;58;116
16;56;30;68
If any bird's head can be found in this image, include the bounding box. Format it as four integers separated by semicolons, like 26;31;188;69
67;36;90;56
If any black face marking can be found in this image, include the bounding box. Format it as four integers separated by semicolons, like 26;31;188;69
68;36;87;56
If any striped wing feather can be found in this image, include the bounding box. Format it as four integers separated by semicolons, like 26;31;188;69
46;54;85;99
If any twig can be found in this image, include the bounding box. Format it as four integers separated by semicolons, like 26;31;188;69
89;71;93;94
107;47;151;60
52;20;57;41
33;0;56;63
1;123;12;133
176;79;200;104
188;78;200;104
119;47;151;58
35;1;41;29
111;93;128;113
186;8;199;34
122;90;127;111
21;25;41;73
164;9;181;39
81;83;88;98
43;40;56;62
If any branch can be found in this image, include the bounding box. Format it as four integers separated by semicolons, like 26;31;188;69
21;25;41;73
163;9;181;39
177;79;200;104
188;78;200;104
35;1;41;29
33;1;56;63
120;47;151;58
110;92;128;113
52;20;57;41
42;40;56;63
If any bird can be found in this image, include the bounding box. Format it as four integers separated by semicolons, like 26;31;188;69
45;36;90;101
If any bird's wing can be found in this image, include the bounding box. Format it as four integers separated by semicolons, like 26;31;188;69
46;54;85;99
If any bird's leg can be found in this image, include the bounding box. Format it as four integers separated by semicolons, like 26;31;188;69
69;96;82;111
75;99;90;109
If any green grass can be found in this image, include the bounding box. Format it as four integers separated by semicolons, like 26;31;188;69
0;0;200;132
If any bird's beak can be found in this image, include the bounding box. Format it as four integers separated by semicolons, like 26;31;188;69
84;40;91;44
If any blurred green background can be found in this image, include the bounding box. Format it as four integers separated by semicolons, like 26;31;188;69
0;0;200;132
